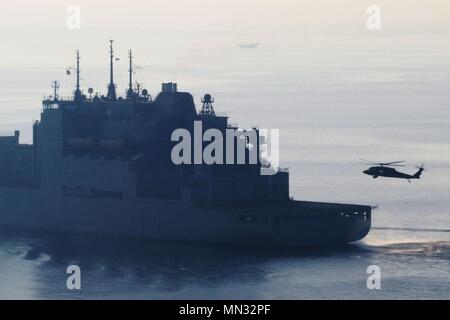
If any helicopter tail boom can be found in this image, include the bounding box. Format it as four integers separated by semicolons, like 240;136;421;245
412;166;424;179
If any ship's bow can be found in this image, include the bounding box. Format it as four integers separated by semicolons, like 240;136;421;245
271;200;372;247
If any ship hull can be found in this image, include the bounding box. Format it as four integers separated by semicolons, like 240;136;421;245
0;188;371;247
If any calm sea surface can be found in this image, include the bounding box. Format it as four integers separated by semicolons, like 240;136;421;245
0;39;449;299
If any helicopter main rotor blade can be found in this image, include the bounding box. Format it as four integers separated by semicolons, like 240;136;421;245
383;161;406;165
359;159;406;166
358;158;379;164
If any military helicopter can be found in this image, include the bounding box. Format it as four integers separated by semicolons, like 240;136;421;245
360;159;425;182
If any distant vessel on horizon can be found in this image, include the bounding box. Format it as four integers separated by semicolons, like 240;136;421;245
238;42;260;49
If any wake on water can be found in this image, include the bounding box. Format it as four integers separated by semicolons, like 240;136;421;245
357;226;450;260
373;227;450;233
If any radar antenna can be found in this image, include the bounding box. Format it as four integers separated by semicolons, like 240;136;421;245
200;94;216;116
107;40;117;100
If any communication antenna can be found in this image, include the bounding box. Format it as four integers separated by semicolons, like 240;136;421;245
200;94;216;116
107;40;117;100
127;49;134;99
74;50;82;101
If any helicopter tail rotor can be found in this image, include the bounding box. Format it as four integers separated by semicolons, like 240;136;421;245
413;163;426;178
415;162;426;170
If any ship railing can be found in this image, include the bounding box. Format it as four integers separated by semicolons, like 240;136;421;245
226;123;260;131
0;131;15;137
198;111;228;118
42;96;74;109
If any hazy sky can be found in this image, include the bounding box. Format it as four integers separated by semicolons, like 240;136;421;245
1;0;450;68
1;0;449;29
1;0;450;165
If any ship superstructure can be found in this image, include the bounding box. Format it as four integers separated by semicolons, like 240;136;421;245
0;43;371;246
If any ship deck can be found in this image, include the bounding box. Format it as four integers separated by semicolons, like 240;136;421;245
196;199;371;217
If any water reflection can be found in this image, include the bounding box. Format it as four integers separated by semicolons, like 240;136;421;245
1;229;449;299
0;229;365;299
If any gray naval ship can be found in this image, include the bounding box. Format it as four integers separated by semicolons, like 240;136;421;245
0;42;371;247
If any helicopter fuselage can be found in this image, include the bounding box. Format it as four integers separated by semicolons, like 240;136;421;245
363;166;421;181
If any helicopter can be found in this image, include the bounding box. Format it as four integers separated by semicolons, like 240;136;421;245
360;159;425;183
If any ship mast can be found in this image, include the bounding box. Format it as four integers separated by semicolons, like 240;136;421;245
74;50;82;102
52;81;60;101
127;49;134;99
107;40;117;100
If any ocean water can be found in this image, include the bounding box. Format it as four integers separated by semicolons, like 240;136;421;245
0;34;449;299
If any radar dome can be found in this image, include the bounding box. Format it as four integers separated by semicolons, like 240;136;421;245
203;94;212;103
